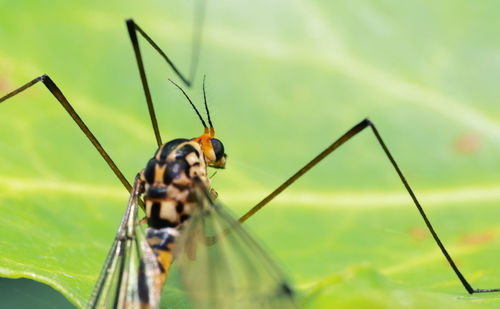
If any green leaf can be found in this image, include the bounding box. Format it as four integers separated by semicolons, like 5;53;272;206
0;1;499;308
0;278;74;308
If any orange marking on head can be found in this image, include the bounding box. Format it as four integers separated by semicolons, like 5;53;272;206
193;128;217;163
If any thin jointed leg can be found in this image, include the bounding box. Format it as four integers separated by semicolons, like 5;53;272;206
239;118;500;294
126;17;203;147
1;15;204;207
0;75;131;193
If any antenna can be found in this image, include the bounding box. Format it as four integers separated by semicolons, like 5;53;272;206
203;75;214;129
168;79;207;128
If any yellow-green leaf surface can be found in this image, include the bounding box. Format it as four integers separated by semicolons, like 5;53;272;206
1;1;499;308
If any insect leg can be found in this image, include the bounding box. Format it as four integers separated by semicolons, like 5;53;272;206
238;118;500;294
126;6;205;146
0;75;131;193
239;119;370;223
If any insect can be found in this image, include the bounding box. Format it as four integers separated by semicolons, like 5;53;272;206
1;3;499;309
0;14;298;307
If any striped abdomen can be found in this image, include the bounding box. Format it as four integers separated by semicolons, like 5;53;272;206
139;138;210;289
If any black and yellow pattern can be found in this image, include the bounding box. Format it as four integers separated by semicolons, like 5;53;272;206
139;138;213;300
86;131;297;308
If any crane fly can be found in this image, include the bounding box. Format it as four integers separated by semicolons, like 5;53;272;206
1;5;500;309
0;15;297;308
81;69;297;308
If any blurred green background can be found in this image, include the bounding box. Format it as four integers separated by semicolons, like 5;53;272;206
0;0;499;308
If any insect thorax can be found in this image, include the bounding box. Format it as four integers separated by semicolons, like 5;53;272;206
140;138;210;229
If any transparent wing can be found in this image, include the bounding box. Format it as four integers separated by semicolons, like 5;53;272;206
87;178;161;309
174;182;298;309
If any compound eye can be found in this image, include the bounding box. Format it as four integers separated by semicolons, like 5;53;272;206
211;138;225;162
